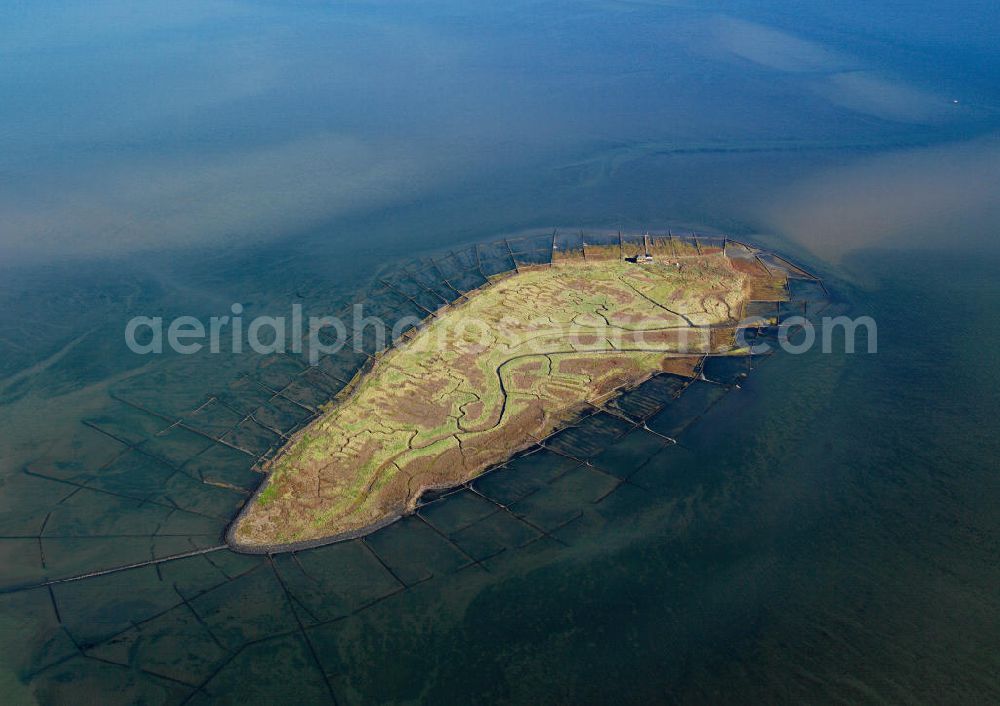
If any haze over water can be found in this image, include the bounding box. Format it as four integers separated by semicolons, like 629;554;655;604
1;1;998;703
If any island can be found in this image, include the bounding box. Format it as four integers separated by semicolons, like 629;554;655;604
230;237;787;548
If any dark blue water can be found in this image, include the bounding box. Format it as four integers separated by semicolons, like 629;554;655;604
1;1;998;703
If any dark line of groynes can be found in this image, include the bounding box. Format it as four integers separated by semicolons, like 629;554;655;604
503;238;520;274
768;251;830;295
108;390;260;458
412;512;487;572
8;232;823;597
427;259;468;302
7;290;816;602
9;239;829;672
0;544;229;595
215;232;826;556
401;266;453;305
223;356;763;558
22;464;225;521
250;377;317;415
379;278;438;318
266;556;341;704
474;243;490;281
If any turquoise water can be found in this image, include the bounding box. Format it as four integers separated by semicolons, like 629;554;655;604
1;1;999;703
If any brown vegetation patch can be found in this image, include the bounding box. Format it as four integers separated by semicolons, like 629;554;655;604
730;257;770;277
659;356;701;377
710;327;737;351
552;247;585;262
232;248;787;547
582;244;621;260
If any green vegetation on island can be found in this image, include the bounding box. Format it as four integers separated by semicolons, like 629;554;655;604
233;247;785;546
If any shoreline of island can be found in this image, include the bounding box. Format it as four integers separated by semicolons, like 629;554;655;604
225;233;816;553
